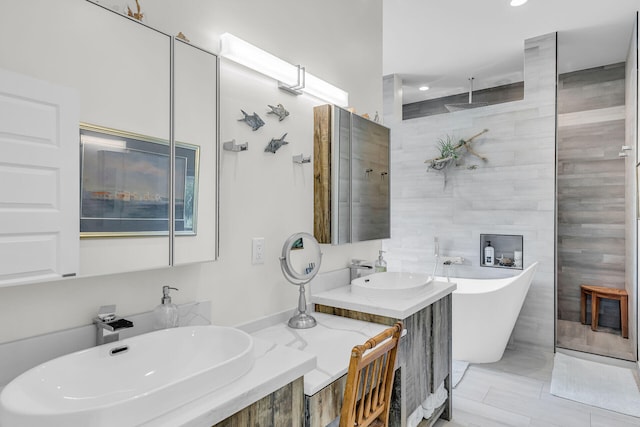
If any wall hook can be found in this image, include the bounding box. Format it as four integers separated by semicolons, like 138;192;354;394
293;154;311;164
223;139;249;152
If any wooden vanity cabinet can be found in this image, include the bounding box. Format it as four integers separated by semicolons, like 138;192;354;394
212;377;304;427
314;294;453;427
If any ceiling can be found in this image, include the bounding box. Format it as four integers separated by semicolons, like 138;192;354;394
383;0;640;104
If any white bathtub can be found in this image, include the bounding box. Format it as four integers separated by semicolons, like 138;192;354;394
447;262;538;363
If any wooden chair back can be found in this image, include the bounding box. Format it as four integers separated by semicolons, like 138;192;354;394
339;321;403;427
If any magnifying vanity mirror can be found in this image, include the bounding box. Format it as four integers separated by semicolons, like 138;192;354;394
280;232;322;329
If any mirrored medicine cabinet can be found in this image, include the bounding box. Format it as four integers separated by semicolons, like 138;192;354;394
0;0;218;285
313;104;390;245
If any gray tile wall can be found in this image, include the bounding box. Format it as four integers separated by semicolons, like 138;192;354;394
382;33;557;350
403;82;524;120
624;14;638;360
556;63;626;329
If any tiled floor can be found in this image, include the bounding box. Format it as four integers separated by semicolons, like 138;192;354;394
431;347;640;427
557;319;635;361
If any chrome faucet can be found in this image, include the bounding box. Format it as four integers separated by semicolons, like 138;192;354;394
442;257;464;283
431;237;440;280
349;259;373;282
93;305;134;345
443;260;452;282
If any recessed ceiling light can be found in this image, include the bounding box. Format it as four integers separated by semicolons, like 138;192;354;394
419;86;429;91
510;0;528;6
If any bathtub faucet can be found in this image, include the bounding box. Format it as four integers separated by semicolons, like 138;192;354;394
441;257;463;283
442;256;464;265
443;260;452;282
431;237;440;280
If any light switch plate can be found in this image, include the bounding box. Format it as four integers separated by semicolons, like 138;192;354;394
252;237;265;264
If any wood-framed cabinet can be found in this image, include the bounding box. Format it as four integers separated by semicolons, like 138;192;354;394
313;104;390;245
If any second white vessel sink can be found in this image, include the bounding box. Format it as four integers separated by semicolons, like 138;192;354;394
0;325;254;427
351;271;433;295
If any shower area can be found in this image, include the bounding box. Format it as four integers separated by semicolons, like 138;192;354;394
556;18;638;361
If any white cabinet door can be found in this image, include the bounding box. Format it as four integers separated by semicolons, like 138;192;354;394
0;68;79;287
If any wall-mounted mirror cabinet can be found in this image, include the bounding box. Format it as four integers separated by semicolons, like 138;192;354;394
313;104;390;245
0;0;218;286
173;40;218;266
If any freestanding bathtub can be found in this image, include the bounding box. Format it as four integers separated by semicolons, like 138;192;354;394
447;262;538;363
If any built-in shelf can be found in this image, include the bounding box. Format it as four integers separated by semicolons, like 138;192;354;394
480;234;523;270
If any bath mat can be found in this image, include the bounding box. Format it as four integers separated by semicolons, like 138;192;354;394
550;352;640;417
452;359;469;388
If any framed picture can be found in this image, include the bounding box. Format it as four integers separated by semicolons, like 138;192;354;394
80;124;199;237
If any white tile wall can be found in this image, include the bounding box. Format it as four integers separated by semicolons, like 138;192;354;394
383;33;558;350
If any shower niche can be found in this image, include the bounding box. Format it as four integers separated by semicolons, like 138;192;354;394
480;234;523;270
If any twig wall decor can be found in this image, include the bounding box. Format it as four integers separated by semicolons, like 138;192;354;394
425;128;489;189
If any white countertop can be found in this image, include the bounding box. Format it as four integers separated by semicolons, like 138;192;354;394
142;337;316;427
312;280;457;319
0;277;456;426
251;312;389;396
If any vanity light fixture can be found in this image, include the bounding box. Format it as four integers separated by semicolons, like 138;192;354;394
220;33;349;107
510;0;528;6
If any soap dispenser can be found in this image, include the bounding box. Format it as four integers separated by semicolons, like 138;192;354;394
484;241;495;266
153;286;179;330
374;250;387;273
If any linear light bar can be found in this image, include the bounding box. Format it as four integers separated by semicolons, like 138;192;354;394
220;33;299;86
219;33;349;107
304;72;349;107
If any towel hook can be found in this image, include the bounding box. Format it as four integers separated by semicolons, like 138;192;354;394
293;154;311;164
223;139;249;152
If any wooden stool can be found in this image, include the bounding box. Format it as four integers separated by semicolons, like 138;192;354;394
580;285;628;338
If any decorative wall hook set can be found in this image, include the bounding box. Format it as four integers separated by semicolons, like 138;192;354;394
365;168;388;178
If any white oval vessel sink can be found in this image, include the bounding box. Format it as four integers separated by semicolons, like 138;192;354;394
351;271;433;295
0;325;254;427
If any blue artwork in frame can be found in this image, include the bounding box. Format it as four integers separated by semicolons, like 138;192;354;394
79;124;199;237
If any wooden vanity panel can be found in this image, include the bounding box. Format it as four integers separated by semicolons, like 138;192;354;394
213;377;304;427
277;376;304;426
314;304;397;326
304;374;347;427
400;305;433;413
432;295;451;393
314;105;332;243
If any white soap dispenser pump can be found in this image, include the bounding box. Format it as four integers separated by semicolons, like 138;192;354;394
374;250;387;273
153;286;179;330
484;241;495;266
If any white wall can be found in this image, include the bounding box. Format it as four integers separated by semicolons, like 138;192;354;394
383;34;557;351
0;0;383;344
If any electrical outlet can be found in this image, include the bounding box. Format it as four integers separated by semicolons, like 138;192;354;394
252;237;265;265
